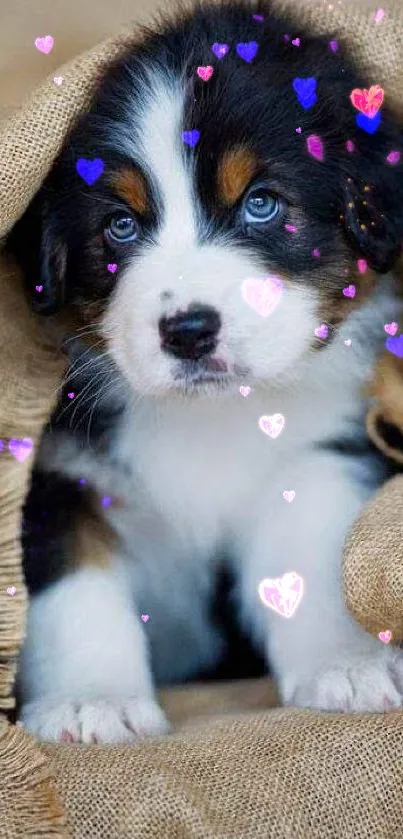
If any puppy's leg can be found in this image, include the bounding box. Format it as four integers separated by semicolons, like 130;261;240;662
240;452;403;713
18;563;169;743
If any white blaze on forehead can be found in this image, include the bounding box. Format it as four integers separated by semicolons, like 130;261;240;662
122;69;197;248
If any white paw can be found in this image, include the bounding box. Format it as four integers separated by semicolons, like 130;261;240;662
19;697;171;744
283;647;403;713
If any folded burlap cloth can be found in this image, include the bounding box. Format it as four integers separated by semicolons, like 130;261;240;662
1;0;403;836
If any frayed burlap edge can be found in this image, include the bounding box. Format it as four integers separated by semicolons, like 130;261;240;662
0;715;70;838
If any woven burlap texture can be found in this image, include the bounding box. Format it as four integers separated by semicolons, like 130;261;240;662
1;0;403;837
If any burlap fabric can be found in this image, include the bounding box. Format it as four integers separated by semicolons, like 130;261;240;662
1;0;403;836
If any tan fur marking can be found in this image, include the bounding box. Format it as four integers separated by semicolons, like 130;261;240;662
217;146;259;206
111;167;148;214
70;493;117;570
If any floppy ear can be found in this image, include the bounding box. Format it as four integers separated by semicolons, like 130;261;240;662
342;113;403;273
6;195;68;315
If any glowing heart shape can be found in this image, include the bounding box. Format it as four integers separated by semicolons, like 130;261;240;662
182;130;200;148
239;386;251;397
53;76;64;86
282;490;295;503
107;263;117;273
386;150;401;165
384;322;398;336
350;85;384;118
241;276;283;317
236;42;258;62
378;629;392;644
343;284;356;298
258;572;304;618
211;43;229;59
258;413;285;439
6;586;16;597
35;35;54;54
8;438;33;463
76;158;104;186
197;65;214;81
315;324;328;339
307;134;324;161
385;335;403;358
141;614;150;623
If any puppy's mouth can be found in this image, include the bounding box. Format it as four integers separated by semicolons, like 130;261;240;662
172;356;248;390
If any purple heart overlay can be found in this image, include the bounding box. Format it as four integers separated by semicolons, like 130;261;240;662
182;130;200;148
211;42;229;59
8;437;34;463
76;157;104;186
236;41;258;62
292;77;317;110
385;334;403;358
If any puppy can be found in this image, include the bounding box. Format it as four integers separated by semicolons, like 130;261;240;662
8;0;403;743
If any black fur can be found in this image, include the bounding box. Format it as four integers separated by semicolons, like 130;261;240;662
7;0;403;317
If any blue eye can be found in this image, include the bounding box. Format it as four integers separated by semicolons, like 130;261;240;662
106;214;138;243
243;186;279;224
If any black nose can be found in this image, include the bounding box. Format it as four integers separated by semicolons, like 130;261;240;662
159;306;221;361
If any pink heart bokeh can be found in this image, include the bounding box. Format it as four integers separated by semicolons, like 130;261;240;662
34;35;54;54
8;438;34;463
197;65;214;81
384;322;398;336
282;490;295;503
241;275;283;318
258;572;304;618
378;629;392;644
258;413;285;439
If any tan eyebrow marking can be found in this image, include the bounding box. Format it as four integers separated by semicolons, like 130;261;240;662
217;146;260;206
110;166;148;214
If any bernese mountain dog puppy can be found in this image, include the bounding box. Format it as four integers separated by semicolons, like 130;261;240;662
8;0;403;743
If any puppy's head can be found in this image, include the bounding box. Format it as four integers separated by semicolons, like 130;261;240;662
8;0;403;396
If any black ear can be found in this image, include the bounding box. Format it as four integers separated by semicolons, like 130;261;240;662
342;115;403;273
6;195;67;315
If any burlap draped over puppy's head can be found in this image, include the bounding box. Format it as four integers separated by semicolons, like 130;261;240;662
1;2;403;837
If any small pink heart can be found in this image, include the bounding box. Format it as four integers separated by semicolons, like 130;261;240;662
384;322;398;336
35;285;43;292
6;586;16;597
295;127;302;134
386;150;401;165
141;614;149;623
374;7;385;23
107;263;117;273
312;248;320;258
197;65;214;82
67;392;75;399
378;629;392;644
315;324;328;339
346;140;355;153
34;35;54;54
241;275;283;318
292;38;300;47
53;76;64;86
343;284;356;298
258;413;285;439
239;386;251;397
8;438;33;463
258;572;304;618
329;40;339;52
357;259;367;274
285;224;297;232
307;134;324;161
282;490;295;503
344;339;352;346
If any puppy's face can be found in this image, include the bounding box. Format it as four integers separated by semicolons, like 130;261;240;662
10;1;403;396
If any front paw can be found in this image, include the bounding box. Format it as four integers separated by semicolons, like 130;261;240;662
282;647;403;713
19;697;171;744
